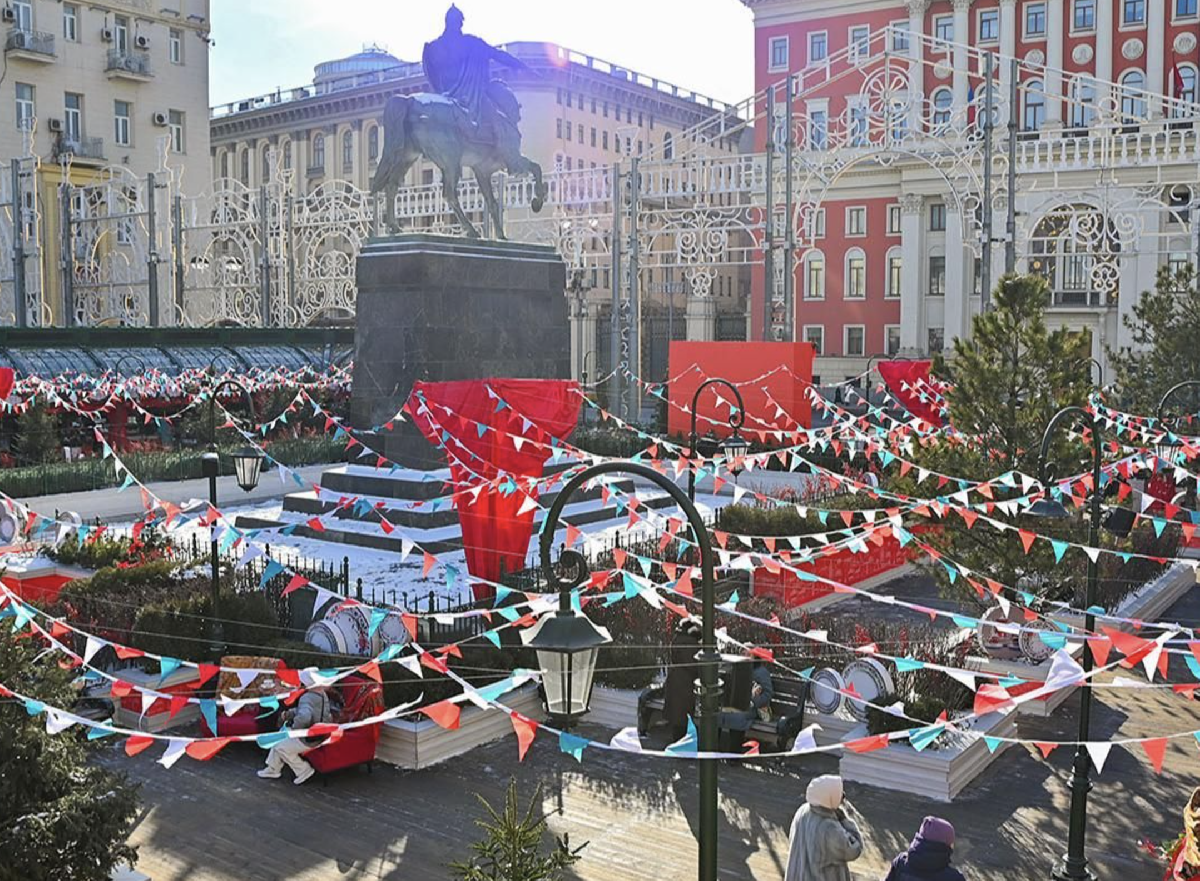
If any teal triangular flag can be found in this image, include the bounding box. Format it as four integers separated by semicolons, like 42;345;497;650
559;731;588;762
984;736;1004;753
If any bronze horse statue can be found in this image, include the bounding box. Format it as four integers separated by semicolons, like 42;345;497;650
370;81;547;240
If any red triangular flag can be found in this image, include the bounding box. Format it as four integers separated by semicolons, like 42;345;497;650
1142;737;1168;774
1035;742;1058;759
844;733;890;753
197;663;220;686
1018;530;1036;554
423;700;461;730
185;738;231;761
510;712;538;761
125;735;155;756
1089;636;1112;668
422;552;437;577
282;574;309;596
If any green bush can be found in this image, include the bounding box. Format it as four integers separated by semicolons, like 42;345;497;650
131;590;281;663
715;494;877;541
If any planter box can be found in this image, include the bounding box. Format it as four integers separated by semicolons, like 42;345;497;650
1114;563;1195;624
377;684;545;770
965;646;1082;718
808;710;860;747
588;685;641;730
113;667;201;733
840;711;1016;802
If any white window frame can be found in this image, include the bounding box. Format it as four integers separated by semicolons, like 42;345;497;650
168;110;184;154
1172;64;1198;112
977;8;1000;42
847;96;870;146
1121;0;1147;25
804;250;826;300
113;100;131;146
114;14;130;54
927;326;946;353
1024;2;1048;38
845;205;867;237
886;247;903;298
887;204;902;235
811;207;826;239
62;3;78;41
15;83;34;131
845;249;867;299
11;0;31;32
1023;79;1046;131
885;325;902;355
931;87;954;132
1175;0;1199;20
169;28;183;64
63;92;82;141
802;324;825;355
930;202;947;231
928;253;947;295
806;100;829;150
768;35;790;72
1120;68;1147;120
889;20;911;52
933;14;954;46
807;31;828;65
848;25;870;61
1071;0;1096;33
844;324;867;357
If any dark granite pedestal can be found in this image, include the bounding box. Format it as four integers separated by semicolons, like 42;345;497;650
350;234;569;468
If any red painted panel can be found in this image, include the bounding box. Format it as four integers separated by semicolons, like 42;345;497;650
751;531;916;609
667;341;814;438
1;573;74;605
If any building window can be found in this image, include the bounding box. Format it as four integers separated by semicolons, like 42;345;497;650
803;325;824;354
1123;0;1146;22
1025;2;1047;35
219;151;229;179
169;28;183;64
845;325;866;356
368;126;379;162
580;94;586;111
930;202;947;231
805;251;825;299
1023;79;1046;131
260;145;271;181
928;256;947;295
812;207;826;238
312;134;325;170
978;9;1000;41
808;31;828;64
556;118;562;139
808;109;828;149
890;22;910;52
113;99;130;145
772;36;792;70
1173;66;1198;111
555;87;562;105
602;130;609;150
281;140;292;170
846;206;866;236
928;327;945;352
1169;251;1191;277
1069;77;1097;129
849;101;869;145
15;83;34;131
11;0;31;31
63;3;78;41
849;25;870;59
342;131;353;172
845;250;867;298
591;97;596;114
578;124;584;143
887;250;902;297
932;88;953;132
1121;69;1147;120
662;132;673;159
590;127;596;147
887;204;902;234
64;93;82;141
1073;0;1096;29
886;325;902;355
114;14;129;54
168;110;185;153
934;15;954;45
1178;0;1199;16
240;148;249;184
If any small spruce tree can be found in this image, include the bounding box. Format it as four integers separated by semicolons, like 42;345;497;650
450;778;585;881
0;629;140;880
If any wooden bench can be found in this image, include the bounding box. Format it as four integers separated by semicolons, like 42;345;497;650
638;675;809;751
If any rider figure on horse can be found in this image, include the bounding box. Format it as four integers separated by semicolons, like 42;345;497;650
422;5;527;146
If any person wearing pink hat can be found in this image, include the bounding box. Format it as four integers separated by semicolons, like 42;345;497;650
884;816;966;881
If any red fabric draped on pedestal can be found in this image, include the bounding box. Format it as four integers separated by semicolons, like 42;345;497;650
877;360;944;427
0;367;12;401
408;379;581;600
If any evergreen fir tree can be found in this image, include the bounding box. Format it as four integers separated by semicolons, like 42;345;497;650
0;629;140;881
450;778;585;881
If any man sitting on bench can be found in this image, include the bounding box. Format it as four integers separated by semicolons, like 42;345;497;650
719;658;773;749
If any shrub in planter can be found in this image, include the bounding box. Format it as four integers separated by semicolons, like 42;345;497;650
131;590;280;663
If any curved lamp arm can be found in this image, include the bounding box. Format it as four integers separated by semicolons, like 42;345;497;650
1036;405;1099;489
208;379;257;451
1157;380;1200;428
690;378;745;443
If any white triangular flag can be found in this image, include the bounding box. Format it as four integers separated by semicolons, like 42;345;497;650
610;726;643;753
158;738;188;768
83;636;105;666
1086;741;1113;774
945;669;977;692
45;709;77;734
1045;649;1086;691
398;655;423;679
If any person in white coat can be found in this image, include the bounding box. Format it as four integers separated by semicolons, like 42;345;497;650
784;775;864;881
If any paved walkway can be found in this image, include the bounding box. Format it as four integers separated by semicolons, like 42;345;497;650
106;581;1200;881
15;464;330;523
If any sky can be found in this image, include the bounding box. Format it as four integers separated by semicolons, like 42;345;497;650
208;0;756;110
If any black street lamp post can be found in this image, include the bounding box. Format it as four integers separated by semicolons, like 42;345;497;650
203;378;263;657
538;461;721;881
688;378;748;503
1029;406;1104;881
1157;381;1200;430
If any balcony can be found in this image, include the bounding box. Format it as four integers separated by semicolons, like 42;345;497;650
54;136;105;165
5;28;55;62
1050;288;1110;309
106;49;152;81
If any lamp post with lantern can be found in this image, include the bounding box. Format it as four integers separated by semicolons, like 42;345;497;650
688;378;749;503
202;378;264;658
535;460;722;881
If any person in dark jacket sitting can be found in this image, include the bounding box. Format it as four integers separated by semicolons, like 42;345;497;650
884;816;966;881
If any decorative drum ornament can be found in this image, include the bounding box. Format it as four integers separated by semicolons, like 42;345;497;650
1018;619;1056;663
304;620;346;655
978;605;1021;657
326;605;372;656
842;658;895;722
371;610;412;655
809;667;846;716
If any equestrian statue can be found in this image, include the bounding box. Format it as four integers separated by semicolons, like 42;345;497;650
371;5;548;239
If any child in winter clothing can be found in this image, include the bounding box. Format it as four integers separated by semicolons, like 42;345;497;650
884;816;966;881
